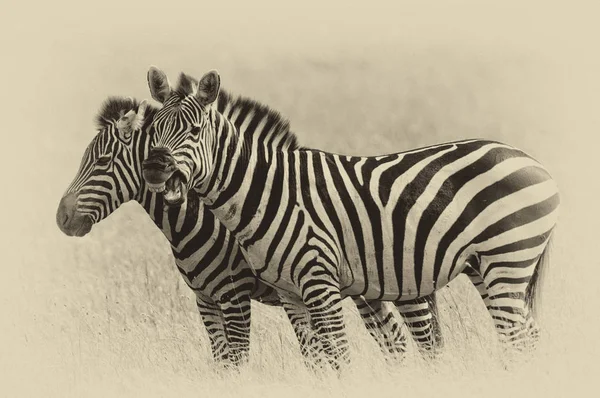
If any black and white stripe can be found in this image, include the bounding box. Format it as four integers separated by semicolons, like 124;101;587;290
144;68;560;370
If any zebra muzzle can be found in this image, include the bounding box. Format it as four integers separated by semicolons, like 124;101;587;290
56;192;94;237
142;148;178;184
142;148;188;205
143;162;176;192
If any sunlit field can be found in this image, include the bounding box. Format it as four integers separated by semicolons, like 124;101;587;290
2;2;599;397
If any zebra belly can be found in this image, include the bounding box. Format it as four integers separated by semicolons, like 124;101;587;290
338;240;473;301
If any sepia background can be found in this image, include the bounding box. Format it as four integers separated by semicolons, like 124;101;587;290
1;1;598;396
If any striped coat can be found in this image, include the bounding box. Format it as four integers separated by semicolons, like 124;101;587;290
143;68;559;370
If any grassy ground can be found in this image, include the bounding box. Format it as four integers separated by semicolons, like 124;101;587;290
2;1;599;397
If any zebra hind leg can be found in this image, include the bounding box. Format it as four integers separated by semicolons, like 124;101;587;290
396;265;491;360
480;242;550;355
353;297;407;363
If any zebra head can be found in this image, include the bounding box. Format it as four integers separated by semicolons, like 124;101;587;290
56;98;151;237
142;67;220;207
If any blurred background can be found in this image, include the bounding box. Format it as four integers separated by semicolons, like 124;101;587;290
1;1;599;397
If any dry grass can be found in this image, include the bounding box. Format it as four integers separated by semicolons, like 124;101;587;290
2;1;599;397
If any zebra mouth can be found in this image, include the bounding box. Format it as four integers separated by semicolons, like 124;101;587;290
147;181;166;193
163;170;188;206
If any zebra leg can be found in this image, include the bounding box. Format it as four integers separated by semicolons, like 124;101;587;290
195;294;230;364
481;256;541;352
397;264;492;359
280;297;325;370
352;297;407;363
301;282;350;371
395;293;442;359
220;293;252;366
425;293;444;351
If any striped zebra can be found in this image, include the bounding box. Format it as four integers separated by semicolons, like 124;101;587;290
56;93;444;368
142;67;560;370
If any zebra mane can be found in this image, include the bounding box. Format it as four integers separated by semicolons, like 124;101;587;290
173;76;302;151
95;96;157;130
216;89;302;151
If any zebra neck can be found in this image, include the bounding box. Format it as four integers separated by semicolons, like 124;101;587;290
136;190;168;228
136;189;194;245
200;114;277;245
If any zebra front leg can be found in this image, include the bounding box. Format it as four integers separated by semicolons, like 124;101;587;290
195;294;230;365
396;293;443;359
220;292;252;366
301;276;350;372
352;297;407;363
280;297;326;370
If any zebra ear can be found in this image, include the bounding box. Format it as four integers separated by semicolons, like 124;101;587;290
137;99;148;121
195;70;220;106
116;99;147;141
147;66;172;104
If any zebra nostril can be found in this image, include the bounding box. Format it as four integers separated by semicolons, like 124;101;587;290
62;213;69;226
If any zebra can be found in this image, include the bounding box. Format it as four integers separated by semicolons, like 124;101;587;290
56;93;446;369
142;67;560;371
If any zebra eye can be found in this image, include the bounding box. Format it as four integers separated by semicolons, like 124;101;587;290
190;126;201;136
96;156;111;166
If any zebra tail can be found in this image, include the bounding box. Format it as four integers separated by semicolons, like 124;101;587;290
525;233;553;319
